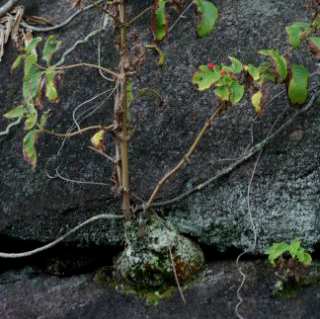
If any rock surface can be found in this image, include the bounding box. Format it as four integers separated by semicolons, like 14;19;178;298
1;259;320;319
0;0;319;253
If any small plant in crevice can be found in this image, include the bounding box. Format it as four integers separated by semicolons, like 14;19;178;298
265;238;318;298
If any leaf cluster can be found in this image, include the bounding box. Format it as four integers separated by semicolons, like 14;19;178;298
265;238;312;267
4;35;61;168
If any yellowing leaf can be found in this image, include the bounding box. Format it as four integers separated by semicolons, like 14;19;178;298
23;129;38;169
45;68;59;103
145;44;165;67
91;130;105;151
251;91;262;115
193;0;218;37
12;55;26;71
4;105;25;119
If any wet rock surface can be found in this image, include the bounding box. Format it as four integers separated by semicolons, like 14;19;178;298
0;0;319;252
1;259;320;319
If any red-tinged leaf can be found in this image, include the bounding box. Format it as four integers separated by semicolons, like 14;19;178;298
258;49;288;82
150;0;168;42
308;37;320;60
193;0;218;37
23;129;38;170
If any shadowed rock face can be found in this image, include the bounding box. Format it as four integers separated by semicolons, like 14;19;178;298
0;0;319;253
1;260;320;319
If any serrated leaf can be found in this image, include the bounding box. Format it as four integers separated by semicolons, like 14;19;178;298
137;88;164;108
43;35;61;65
193;0;218;37
4;105;25;119
192;65;219;91
308;37;320;60
296;251;312;266
288;238;301;258
229;81;244;105
265;242;289;265
91;130;105;151
228;56;242;74
150;0;168;42
24;102;38;130
23;129;38;169
25;36;42;55
145;44;165;67
258;49;287;82
287;63;309;105
12;54;26;71
45;68;59;103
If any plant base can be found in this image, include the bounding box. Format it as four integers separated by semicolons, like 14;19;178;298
114;214;205;303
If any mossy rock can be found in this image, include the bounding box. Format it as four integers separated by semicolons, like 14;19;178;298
114;215;205;298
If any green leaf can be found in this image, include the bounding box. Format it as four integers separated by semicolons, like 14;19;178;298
229;81;244;105
23;64;43;101
45;68;59;103
24;54;37;79
12;54;26;71
228;56;242;74
296;250;312;266
145;44;165;67
25;36;42;55
23;129;38;169
150;0;168;42
137;88;164;108
39;113;49;129
285;23;309;49
288;238;301;258
265;242;289;265
4;105;25;119
193;0;218;37
308;37;320;60
248;64;260;81
258;49;287;82
287;63;309;105
24;102;38;130
286;26;303;49
192;65;219;91
214;85;230;101
43;35;61;65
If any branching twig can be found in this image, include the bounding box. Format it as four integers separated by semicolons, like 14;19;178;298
55;62;118;78
0;0;18;18
145;103;224;210
55;168;109;186
39;124;113;138
20;0;105;32
136;90;320;211
0;117;21;137
0;213;123;259
89;146;117;164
